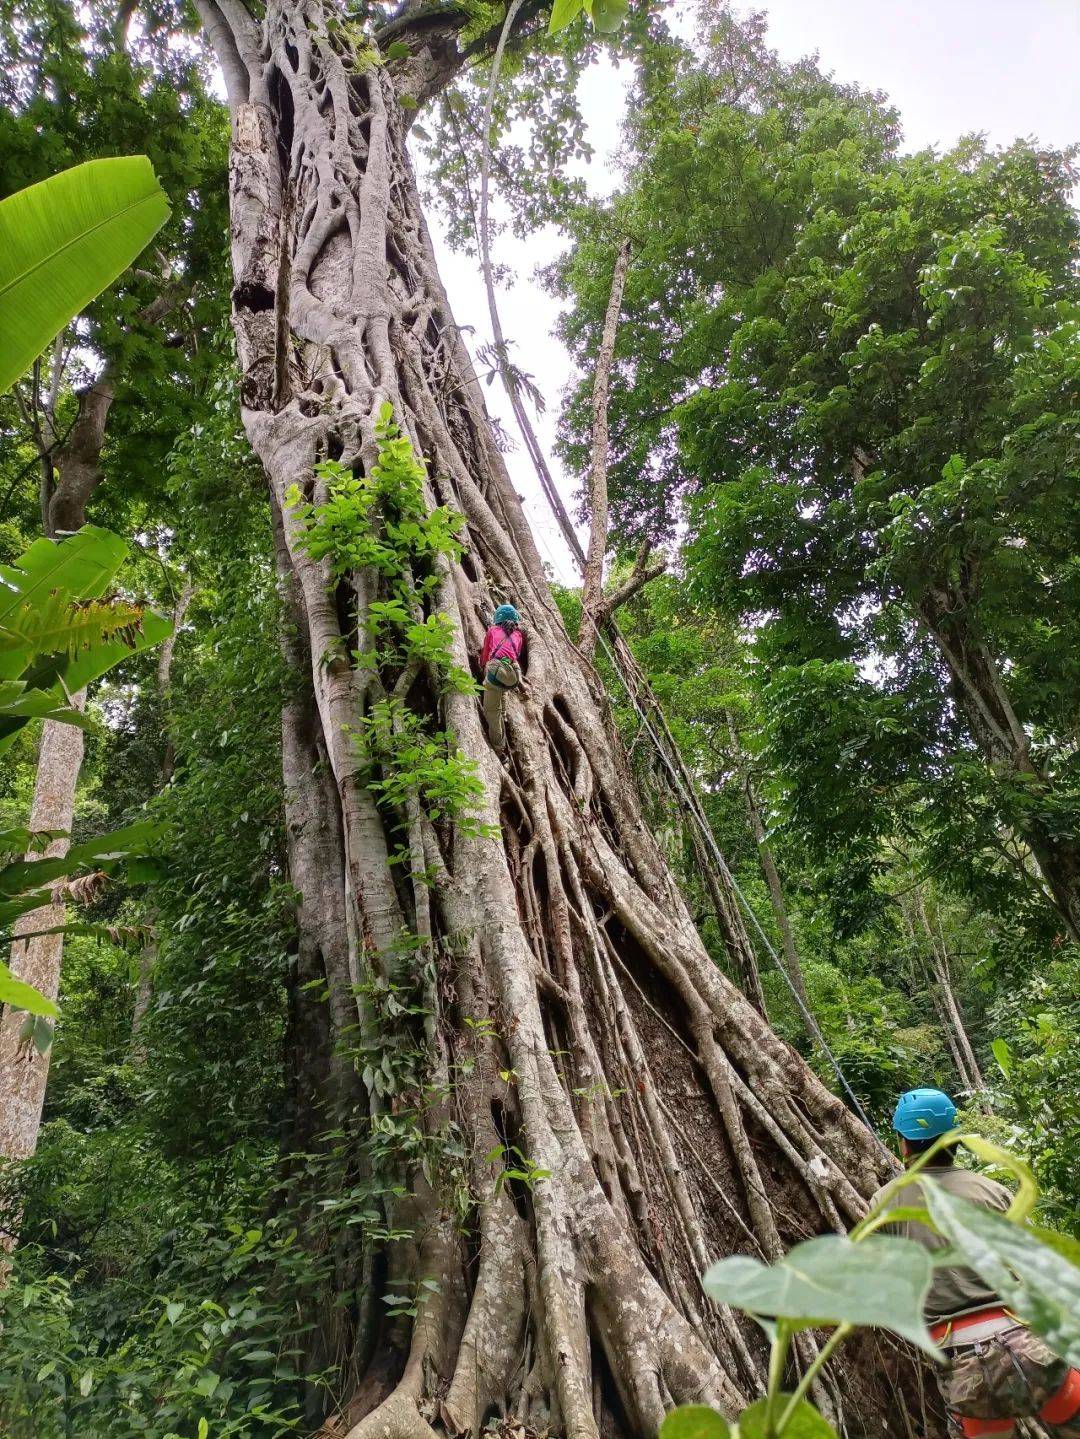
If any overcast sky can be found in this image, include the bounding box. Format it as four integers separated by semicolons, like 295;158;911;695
423;0;1080;581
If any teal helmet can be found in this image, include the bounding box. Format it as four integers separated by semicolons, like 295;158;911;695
493;604;520;626
892;1087;957;1140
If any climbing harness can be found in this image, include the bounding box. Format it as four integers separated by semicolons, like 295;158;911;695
930;1307;1019;1347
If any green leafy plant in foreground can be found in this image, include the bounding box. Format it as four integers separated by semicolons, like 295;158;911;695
0;156;170;393
661;1133;1080;1439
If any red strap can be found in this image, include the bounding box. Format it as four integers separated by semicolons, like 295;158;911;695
1040;1367;1080;1426
931;1307;1014;1342
958;1417;1015;1437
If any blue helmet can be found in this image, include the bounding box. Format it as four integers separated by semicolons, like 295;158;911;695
493;604;520;626
892;1087;957;1140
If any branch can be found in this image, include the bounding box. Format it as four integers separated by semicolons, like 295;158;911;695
192;0;251;107
595;542;666;626
580;235;631;658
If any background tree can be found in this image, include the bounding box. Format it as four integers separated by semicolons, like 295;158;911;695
555;23;1080;937
0;0;229;1168
555;11;1078;1225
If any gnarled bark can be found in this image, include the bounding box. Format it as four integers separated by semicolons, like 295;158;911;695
196;5;932;1435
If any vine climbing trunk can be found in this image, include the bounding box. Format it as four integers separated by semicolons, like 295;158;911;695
196;3;933;1434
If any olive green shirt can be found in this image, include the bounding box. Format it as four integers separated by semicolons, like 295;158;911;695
870;1165;1012;1321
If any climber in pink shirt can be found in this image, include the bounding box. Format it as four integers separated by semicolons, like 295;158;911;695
479;603;527;751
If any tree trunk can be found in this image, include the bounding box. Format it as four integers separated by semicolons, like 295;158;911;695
0;377;116;1168
0;713;85;1168
918;588;1080;940
197;5;930;1434
898;894;982;1098
687;819;769;1018
912;892;984;1096
732;736;822;1046
580;237;630;659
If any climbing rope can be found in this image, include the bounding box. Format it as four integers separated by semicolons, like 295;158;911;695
468;40;881;1139
592;626;878;1134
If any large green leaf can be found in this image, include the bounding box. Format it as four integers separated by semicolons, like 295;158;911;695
0;681;97;754
59;605;173;695
0;960;58;1018
0;592;150;663
660;1407;730;1439
923;1183;1080;1367
0;526;129;670
702;1235;939;1356
0;157;170;394
0;526;172;748
548;0;584;32
738;1397;837;1439
0;820;165;902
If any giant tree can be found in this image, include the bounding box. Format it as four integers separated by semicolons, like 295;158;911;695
192;3;925;1435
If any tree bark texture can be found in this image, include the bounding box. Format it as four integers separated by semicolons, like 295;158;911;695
197;5;931;1435
0;712;85;1166
900;891;984;1099
0;369;117;1168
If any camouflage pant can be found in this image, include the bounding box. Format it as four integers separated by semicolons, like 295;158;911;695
939;1323;1080;1438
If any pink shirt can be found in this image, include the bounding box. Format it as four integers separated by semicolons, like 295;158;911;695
480;624;525;669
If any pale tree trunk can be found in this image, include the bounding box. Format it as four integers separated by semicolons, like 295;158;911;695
578;238;663;659
687;819;769;1017
898;894;983;1097
911;892;984;1095
918;586;1080;941
195;4;931;1433
0;376;116;1171
739;769;825;1046
0;713;85;1169
131;582;196;1055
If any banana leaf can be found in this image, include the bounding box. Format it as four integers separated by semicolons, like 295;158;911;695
0;157;170;394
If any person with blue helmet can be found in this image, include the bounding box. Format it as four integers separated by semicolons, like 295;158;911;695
871;1087;1080;1439
479;603;527;752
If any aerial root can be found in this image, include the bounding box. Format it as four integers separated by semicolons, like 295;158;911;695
442;1194;530;1436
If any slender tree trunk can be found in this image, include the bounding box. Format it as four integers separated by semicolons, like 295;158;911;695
912;892;984;1095
737;759;821;1031
0;713;85;1168
580;237;629;658
898;895;982;1097
687;819;769;1018
918;588;1080;940
196;6;933;1434
0;377;116;1167
131;582;196;1058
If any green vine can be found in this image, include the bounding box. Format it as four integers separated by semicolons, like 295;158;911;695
287;404;499;1225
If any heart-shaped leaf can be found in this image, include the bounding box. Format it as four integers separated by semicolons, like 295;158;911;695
548;0;584;33
702;1234;939;1356
738;1396;838;1439
923;1182;1080;1367
660;1405;730;1439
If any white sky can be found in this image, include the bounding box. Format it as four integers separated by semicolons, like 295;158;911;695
423;0;1080;581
